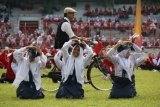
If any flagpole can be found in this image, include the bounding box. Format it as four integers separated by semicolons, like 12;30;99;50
134;0;142;47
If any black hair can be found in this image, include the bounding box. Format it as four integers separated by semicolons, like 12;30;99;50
64;13;67;17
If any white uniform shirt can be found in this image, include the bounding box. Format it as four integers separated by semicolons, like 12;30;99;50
12;47;47;90
107;44;146;80
54;40;93;85
11;62;18;74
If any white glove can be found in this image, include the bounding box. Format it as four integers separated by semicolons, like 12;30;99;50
93;41;98;45
12;79;21;88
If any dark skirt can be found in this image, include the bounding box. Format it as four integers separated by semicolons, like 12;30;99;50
56;75;84;99
109;75;136;99
16;81;44;99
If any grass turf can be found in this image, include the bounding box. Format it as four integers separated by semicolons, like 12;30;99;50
0;69;160;107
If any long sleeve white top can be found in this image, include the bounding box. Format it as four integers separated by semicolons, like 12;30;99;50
107;44;146;79
11;62;18;75
61;17;76;38
12;47;47;90
54;40;93;85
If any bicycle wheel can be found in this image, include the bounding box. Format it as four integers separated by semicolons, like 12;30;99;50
41;68;60;92
87;60;112;91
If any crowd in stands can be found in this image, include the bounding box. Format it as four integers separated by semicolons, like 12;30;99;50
142;5;160;16
84;4;129;19
43;15;63;23
71;17;134;34
0;22;11;49
83;4;160;18
43;15;160;38
0;29;54;49
0;15;160;50
142;18;160;36
142;37;160;47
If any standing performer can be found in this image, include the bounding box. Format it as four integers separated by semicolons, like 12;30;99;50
54;39;93;98
12;46;47;99
54;7;77;49
106;41;146;98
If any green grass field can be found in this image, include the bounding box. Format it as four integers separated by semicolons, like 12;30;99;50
0;69;160;107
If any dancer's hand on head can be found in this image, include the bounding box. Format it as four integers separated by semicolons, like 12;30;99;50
71;38;79;43
81;41;87;47
122;41;133;45
114;42;122;48
26;45;36;50
36;46;42;55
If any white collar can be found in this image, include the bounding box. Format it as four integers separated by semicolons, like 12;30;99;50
64;17;70;23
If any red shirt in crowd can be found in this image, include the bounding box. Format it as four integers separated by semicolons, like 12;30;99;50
0;51;15;80
93;41;103;55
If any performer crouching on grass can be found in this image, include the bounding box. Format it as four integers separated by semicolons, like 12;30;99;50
54;39;93;99
106;41;146;98
12;45;47;99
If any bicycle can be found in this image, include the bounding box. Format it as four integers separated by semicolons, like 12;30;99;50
86;55;113;91
41;54;112;92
